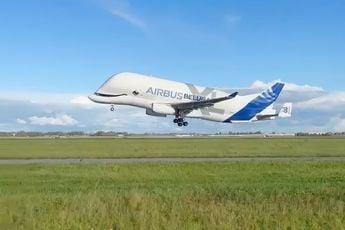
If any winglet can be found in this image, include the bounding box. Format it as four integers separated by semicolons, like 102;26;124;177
229;92;238;99
270;82;285;96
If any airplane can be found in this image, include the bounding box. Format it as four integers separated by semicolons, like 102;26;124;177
88;72;292;127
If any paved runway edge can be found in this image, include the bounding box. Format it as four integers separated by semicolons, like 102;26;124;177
1;157;345;165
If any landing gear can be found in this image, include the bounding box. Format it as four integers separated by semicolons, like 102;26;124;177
110;105;115;111
173;115;188;127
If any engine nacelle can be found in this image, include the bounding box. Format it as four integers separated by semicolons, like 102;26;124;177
151;103;175;115
146;108;167;117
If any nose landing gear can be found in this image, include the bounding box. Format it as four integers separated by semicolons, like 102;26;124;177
110;105;115;111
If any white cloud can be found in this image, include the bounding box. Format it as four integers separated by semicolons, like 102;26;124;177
108;0;146;31
103;118;124;128
70;96;92;105
16;118;27;124
29;114;79;126
251;80;323;92
332;117;345;132
70;96;100;109
0;90;77;105
295;92;345;111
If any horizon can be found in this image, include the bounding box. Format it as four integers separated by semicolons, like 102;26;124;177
1;130;344;136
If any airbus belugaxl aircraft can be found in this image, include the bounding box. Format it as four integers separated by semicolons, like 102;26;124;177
89;72;292;127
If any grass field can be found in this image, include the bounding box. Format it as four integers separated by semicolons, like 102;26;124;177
1;162;345;229
1;138;345;229
0;137;344;158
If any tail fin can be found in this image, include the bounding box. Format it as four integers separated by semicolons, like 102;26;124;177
257;82;285;103
226;82;285;121
278;103;292;118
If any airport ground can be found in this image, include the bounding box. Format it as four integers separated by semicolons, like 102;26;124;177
0;137;345;229
0;137;344;159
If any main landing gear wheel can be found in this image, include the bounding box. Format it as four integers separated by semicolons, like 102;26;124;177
173;115;188;127
110;105;115;111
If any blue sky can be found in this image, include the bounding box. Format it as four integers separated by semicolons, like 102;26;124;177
1;0;345;133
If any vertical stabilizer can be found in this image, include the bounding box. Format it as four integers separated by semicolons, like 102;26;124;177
226;82;285;121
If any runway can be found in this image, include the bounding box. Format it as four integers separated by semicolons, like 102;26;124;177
1;156;345;165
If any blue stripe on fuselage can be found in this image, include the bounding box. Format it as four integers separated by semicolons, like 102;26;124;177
224;83;284;122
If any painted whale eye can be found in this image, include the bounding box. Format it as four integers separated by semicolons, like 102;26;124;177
132;90;139;96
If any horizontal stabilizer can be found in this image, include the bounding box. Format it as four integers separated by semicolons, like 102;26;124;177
256;114;278;121
278;103;292;118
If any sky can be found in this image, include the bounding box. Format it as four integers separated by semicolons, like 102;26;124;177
0;0;345;133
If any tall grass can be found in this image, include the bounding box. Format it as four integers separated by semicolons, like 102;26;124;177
1;162;345;229
3;192;344;229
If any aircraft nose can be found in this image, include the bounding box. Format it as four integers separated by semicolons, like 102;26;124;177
88;94;95;102
88;93;98;102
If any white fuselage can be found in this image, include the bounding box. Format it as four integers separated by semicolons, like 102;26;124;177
88;72;285;124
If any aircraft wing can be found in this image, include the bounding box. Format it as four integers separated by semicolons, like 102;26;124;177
171;92;238;111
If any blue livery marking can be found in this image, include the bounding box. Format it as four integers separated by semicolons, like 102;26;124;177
224;83;284;122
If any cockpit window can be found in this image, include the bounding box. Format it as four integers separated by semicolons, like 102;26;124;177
132;90;139;96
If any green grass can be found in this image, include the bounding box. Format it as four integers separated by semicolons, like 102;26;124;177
1;162;345;229
1;138;345;228
0;137;344;158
